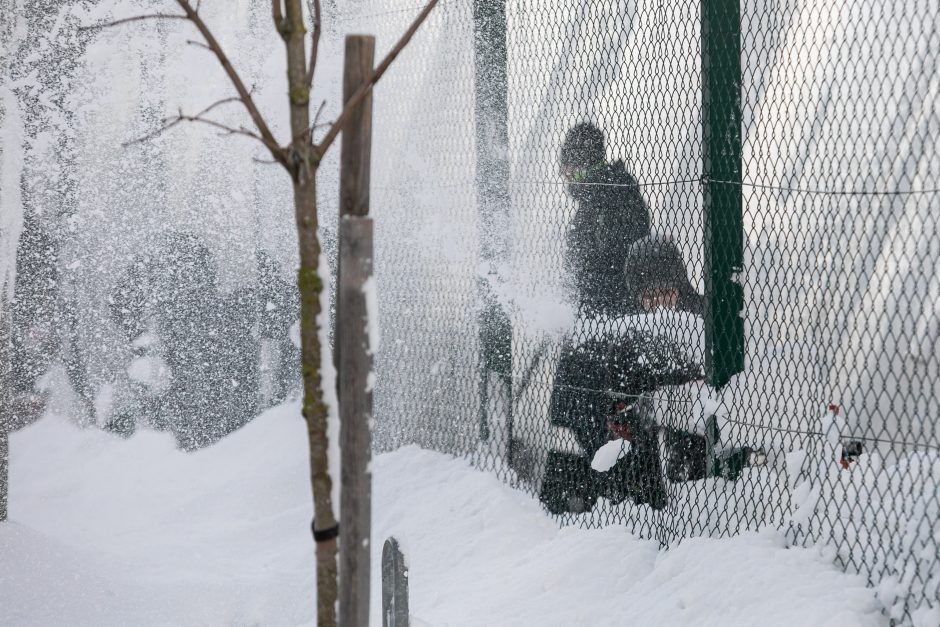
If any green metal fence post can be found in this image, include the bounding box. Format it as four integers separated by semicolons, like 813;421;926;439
701;0;745;390
473;0;513;459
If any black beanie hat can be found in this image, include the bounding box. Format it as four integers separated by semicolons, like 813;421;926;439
560;123;605;168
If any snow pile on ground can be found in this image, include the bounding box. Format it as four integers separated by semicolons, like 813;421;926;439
376;450;884;627
2;406;316;627
791;440;940;625
1;404;885;626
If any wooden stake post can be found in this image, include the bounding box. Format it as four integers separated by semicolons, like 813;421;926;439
337;34;376;627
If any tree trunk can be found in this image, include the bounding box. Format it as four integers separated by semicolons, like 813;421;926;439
295;174;338;627
283;1;338;625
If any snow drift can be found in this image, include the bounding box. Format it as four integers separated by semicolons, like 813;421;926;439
1;405;887;626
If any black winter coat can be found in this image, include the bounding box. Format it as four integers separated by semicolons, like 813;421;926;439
565;160;650;316
549;327;702;455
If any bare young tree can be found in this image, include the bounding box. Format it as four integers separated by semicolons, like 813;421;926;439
82;1;438;624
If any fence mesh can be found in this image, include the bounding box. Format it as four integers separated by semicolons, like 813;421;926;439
335;1;940;623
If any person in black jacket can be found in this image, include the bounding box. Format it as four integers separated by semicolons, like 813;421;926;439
546;325;702;512
538;124;655;513
560;123;650;316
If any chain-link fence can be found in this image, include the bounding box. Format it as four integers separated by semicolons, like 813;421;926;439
333;1;940;623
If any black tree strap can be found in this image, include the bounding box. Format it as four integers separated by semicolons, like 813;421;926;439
312;522;339;543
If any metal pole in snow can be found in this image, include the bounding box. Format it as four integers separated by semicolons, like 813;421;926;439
473;0;513;459
701;0;745;389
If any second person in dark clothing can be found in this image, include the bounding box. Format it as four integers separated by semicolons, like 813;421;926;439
560;122;651;316
542;234;706;514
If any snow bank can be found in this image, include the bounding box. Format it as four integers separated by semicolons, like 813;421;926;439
792;438;940;624
1;406;885;626
373;446;884;626
3;405;316;627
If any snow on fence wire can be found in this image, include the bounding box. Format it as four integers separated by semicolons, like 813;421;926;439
337;1;940;624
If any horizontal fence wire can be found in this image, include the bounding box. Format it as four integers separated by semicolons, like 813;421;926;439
338;1;940;624
380;176;940;194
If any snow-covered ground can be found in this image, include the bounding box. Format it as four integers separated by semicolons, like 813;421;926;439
0;403;887;626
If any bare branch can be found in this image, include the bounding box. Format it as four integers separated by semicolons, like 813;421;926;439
123;115;187;146
192;119;263;142
174;0;288;169
78;13;188;31
133;95;242;147
304;0;322;88
194;96;243;118
185;39;213;52
283;100;329;152
316;0;439;157
123;110;266;148
312;99;327;129
272;0;285;35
